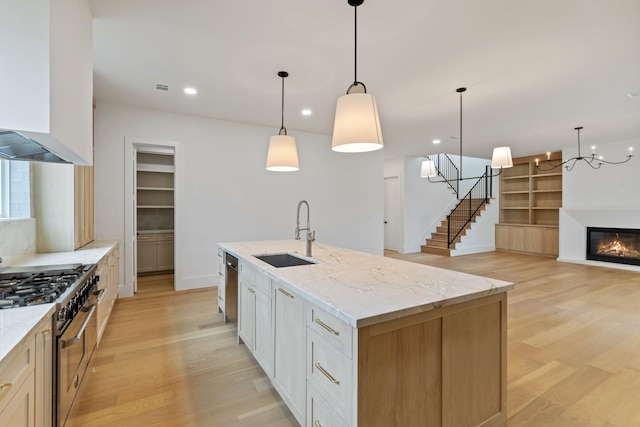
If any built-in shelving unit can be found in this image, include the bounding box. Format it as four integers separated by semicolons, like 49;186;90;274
496;152;562;257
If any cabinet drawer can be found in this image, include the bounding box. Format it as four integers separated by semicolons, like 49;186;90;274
239;261;270;295
0;334;35;414
307;383;350;427
307;330;353;422
307;304;353;358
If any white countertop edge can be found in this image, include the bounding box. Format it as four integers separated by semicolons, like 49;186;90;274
0;304;55;362
219;240;514;328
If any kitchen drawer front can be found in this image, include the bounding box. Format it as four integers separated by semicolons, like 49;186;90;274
307;304;353;358
0;334;35;414
137;233;158;243
239;261;270;295
307;383;350;427
307;330;353;422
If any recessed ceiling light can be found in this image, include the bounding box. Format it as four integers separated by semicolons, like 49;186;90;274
627;92;639;98
184;87;197;95
432;139;441;144
301;109;312;116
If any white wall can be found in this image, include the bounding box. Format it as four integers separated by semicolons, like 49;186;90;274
94;101;384;293
558;137;640;271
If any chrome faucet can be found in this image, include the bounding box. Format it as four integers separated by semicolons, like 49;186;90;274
295;200;315;257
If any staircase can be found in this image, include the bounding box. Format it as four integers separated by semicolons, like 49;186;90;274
421;199;489;256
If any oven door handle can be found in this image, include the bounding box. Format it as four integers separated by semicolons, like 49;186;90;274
61;304;96;349
94;288;106;302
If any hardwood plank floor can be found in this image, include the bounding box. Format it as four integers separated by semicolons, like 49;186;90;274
72;253;640;426
72;274;297;427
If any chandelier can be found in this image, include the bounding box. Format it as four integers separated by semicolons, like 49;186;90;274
536;127;634;171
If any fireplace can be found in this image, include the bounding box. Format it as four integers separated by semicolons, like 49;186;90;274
587;227;640;266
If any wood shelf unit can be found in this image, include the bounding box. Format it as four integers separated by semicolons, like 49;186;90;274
496;152;562;257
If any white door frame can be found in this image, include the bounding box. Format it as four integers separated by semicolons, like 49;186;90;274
123;137;181;297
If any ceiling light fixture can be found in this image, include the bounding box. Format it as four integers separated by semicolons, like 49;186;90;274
331;0;383;153
301;109;312;116
421;87;513;180
266;71;299;172
184;87;197;95
536;127;634;171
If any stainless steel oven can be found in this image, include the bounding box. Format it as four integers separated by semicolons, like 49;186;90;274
57;289;98;426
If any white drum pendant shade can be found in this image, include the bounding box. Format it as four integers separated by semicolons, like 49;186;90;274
420;159;437;177
491;146;513;169
266;134;299;171
332;92;383;153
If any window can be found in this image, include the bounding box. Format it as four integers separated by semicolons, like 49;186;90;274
0;159;31;219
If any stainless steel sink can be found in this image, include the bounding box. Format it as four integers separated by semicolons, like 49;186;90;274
254;253;316;268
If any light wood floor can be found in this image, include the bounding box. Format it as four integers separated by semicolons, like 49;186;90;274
72;252;640;426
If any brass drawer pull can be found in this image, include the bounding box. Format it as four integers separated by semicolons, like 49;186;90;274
0;383;12;402
314;318;340;336
41;327;52;335
315;362;340;385
278;287;294;299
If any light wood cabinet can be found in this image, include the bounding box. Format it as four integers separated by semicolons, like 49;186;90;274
273;283;306;424
0;312;53;427
33;163;95;252
96;243;120;345
497;152;562;257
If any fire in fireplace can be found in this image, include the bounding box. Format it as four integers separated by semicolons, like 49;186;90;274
587;227;640;266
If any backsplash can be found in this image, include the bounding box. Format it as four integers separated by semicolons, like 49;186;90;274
137;209;174;231
0;218;36;257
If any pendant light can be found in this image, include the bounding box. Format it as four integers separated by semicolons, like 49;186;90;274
332;0;383;153
266;71;299;171
421;87;513;180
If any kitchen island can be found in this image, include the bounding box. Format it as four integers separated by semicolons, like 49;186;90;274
219;240;513;427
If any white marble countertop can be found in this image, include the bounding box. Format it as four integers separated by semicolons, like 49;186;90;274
0;240;119;364
1;240;119;268
219;240;514;328
0;304;55;362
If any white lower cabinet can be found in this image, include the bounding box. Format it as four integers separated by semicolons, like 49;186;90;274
273;283;306;424
307;383;350;427
238;261;273;377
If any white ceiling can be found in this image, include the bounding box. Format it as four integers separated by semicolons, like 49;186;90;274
90;0;640;160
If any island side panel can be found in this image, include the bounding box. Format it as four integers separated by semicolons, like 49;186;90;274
442;293;507;427
357;292;507;427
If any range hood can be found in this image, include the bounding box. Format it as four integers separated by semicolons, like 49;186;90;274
0;130;70;164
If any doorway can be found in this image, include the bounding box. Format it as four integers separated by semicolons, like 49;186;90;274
124;138;181;297
384;176;402;252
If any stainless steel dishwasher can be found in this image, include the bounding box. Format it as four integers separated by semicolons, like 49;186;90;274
225;253;238;326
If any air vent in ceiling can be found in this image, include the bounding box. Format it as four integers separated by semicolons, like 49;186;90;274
155;83;169;92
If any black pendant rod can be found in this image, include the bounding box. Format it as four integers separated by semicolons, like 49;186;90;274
354;4;358;84
457;87;466;179
278;71;288;135
576;126;583;159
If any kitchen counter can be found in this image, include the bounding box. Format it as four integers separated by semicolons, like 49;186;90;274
0;304;55;362
1;240;119;268
219;240;513;327
0;240;119;364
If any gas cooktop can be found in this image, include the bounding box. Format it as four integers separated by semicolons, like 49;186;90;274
0;264;87;309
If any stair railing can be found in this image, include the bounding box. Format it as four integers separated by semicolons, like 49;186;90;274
446;165;493;247
430;153;459;197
